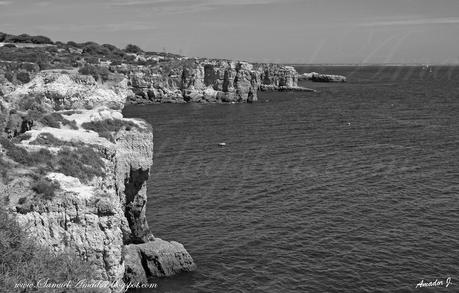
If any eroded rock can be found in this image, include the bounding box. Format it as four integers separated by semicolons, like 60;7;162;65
124;238;196;282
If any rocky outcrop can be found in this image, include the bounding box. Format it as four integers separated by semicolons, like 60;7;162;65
259;84;316;92
0;71;195;291
124;238;196;282
259;64;298;88
299;72;347;82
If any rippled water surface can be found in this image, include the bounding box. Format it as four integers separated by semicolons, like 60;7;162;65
123;66;459;293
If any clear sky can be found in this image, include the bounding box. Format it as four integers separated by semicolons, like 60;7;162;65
1;0;459;64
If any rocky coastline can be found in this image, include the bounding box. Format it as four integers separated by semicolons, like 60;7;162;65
0;33;317;292
121;62;315;104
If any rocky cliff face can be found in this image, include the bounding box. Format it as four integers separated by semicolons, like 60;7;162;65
0;56;313;105
0;71;195;291
119;59;312;104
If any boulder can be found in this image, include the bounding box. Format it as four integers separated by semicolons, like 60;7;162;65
124;238;196;282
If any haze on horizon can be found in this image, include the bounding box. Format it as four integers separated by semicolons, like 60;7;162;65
1;0;459;64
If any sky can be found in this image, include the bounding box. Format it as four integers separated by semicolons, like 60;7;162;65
1;0;459;64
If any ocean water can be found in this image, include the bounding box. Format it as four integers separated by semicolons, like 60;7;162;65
123;66;459;293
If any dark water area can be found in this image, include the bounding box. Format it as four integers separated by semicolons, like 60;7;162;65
123;66;459;292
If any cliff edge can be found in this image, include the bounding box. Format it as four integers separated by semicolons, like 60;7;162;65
0;71;196;291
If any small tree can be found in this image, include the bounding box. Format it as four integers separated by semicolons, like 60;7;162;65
125;44;143;54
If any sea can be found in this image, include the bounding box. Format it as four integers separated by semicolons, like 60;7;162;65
123;66;459;293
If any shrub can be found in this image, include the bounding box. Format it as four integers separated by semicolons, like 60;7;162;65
4;71;13;82
0;46;51;67
102;43;118;51
0;32;7;42
16;71;30;84
33;148;54;166
66;41;79;48
18;96;45;112
31;178;59;200
10;133;31;144
0;155;10;183
40;113;78;129
40;112;64;128
30;132;82;148
17;197;27;205
82;43;111;56
85;56;99;64
124;44;143;54
0;137;30;165
30;35;53;44
81;119;139;142
25;108;45;121
55;147;105;183
0;137;53;166
2;33;53;44
78;64;110;82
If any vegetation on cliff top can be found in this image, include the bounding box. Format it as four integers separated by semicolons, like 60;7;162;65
0;135;105;185
81;118;144;142
0;31;182;73
39;112;78;130
0;32;53;44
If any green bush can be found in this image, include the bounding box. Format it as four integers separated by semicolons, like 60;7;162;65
40;113;78;129
124;44;143;54
25;108;44;121
16;71;30;83
40;113;61;128
55;147;105;183
30;133;83;148
0;137;31;165
0;155;10;183
4;71;13;82
0;137;53;166
0;33;53;44
78;65;110;82
0;46;51;68
10;133;32;144
18;96;45;112
31;178;59;200
81;119;139;142
1;135;104;183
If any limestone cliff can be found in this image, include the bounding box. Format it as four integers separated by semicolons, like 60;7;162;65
0;71;195;291
0;56;313;105
118;59;313;104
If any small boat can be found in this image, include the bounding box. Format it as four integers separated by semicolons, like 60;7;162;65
218;142;227;147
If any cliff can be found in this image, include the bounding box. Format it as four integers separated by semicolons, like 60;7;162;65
0;71;195;291
0;34;315;105
123;60;314;104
